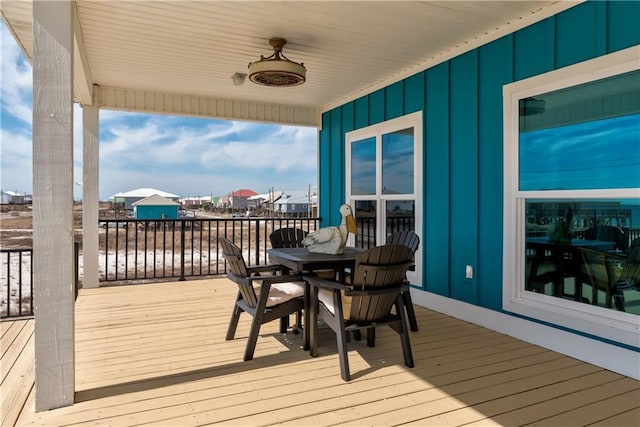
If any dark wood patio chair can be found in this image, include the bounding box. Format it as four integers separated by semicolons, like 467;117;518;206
580;247;640;311
305;244;415;381
583;225;628;252
627;237;640;262
386;230;420;331
269;227;308;248
219;237;307;361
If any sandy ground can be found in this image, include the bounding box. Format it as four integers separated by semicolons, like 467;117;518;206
1;205;264;316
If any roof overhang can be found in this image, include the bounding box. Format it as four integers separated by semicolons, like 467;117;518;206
1;1;583;127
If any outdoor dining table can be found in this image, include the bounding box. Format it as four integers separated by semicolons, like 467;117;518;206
267;246;365;352
267;246;364;282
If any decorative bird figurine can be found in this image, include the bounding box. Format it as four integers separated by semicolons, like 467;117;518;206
303;204;358;254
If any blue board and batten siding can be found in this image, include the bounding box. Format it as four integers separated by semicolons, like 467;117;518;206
135;205;179;220
319;1;640;313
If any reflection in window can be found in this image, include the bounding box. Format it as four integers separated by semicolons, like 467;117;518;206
382;128;414;194
520;113;640;191
351;137;376;195
524;199;640;313
386;200;415;234
354;200;377;249
518;69;640;315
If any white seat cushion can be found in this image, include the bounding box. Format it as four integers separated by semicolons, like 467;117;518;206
317;288;352;320
264;281;305;307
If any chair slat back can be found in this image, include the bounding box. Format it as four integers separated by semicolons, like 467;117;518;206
617;254;640;290
348;244;413;322
580;247;640;310
583;226;627;251
580;248;611;290
386;230;420;253
629;238;640;262
270;227;308;248
581;248;639;287
219;237;259;307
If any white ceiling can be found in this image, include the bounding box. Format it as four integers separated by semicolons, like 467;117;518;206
2;1;581;125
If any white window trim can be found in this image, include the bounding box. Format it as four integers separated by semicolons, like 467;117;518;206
346;111;423;285
503;46;640;348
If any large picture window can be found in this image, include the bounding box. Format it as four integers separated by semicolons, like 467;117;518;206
346;111;422;285
503;47;639;348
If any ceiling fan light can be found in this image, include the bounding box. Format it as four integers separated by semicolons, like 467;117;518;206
231;72;247;86
248;38;306;87
248;60;306;86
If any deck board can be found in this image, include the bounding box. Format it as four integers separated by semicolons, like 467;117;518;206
1;278;638;426
1;319;34;427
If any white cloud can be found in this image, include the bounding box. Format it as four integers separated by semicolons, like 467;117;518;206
98;114;316;172
1;23;33;125
199;123;317;172
92;111;317;198
0;128;33;193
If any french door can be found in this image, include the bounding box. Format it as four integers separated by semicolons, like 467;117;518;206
346;111;422;284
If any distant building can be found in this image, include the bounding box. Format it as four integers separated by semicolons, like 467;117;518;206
247;190;283;214
225;189;257;210
211;196;223;208
110;188;180;210
1;190;32;205
274;190;313;217
132;194;180;220
180;196;211;207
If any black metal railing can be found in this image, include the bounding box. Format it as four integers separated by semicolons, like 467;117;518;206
99;217;320;282
622;227;640;247
1;243;80;318
354;216;416;249
526;227;640;251
1;248;32;318
3;217;639;317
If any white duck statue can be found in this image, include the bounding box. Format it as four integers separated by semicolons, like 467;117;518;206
302;204;357;254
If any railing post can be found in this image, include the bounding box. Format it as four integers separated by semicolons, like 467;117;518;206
179;221;186;281
75;241;80;300
17;251;22;316
255;219;261;264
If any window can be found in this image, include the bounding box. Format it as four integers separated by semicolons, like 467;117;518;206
503;47;639;347
346;111;423;284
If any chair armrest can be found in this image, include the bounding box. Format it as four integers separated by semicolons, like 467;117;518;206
304;274;351;291
248;273;303;284
247;264;284;275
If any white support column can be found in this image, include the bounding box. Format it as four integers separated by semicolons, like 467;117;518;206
32;0;75;411
82;100;100;288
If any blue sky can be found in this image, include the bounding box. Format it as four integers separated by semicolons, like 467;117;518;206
0;22;318;201
520;113;640;191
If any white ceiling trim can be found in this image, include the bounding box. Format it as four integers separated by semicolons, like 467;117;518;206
320;0;584;113
97;86;319;127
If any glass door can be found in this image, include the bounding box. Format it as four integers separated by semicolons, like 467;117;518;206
346;111;422;283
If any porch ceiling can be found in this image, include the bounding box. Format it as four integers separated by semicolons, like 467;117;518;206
1;1;580;126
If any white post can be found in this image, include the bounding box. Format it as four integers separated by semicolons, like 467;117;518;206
82;100;100;288
32;0;75;411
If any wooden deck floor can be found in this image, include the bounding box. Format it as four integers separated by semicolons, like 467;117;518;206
2;278;639;426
